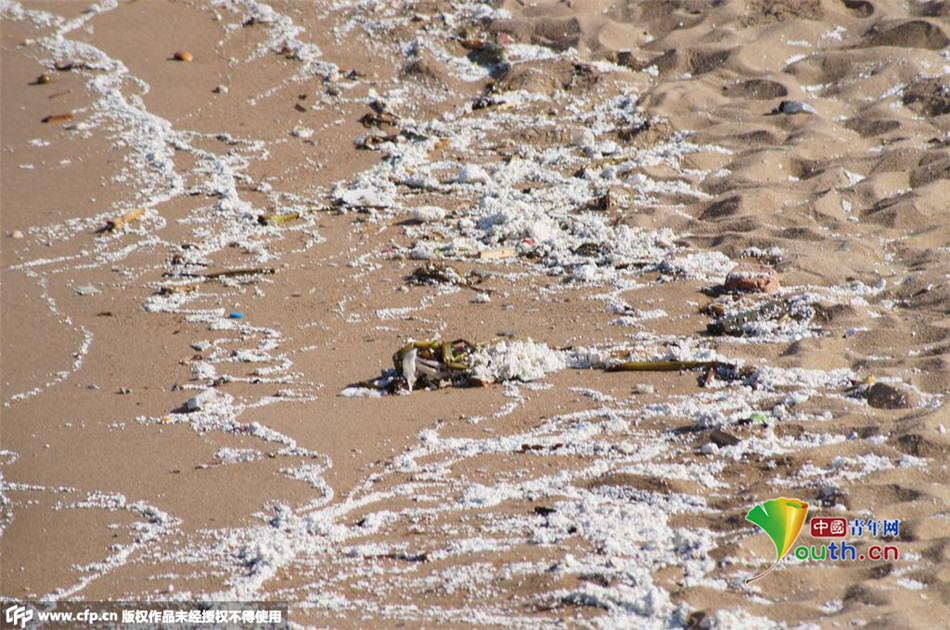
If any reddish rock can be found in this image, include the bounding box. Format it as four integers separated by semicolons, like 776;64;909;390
724;262;779;294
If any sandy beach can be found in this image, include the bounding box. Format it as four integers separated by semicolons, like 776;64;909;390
2;0;949;627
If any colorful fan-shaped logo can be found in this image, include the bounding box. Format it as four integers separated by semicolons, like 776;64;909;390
745;497;809;583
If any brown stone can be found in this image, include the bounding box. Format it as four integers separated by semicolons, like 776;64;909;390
867;383;914;410
724;262;779;294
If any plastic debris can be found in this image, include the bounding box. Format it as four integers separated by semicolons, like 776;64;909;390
393;339;481;392
228;312;244;319
173;51;194;62
772;100;816;115
747;411;770;425
257;212;300;226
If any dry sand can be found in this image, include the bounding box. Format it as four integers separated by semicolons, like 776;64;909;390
2;0;949;627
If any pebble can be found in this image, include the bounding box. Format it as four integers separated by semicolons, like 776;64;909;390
709;428;741;447
173;51;194;62
191;341;211;351
724;262;779;294
867;382;913;410
472;293;491;304
118;387;132;395
74;284;100;296
634;383;654;395
213;84;228;94
36;74;51;85
186;388;218;412
10;230;24;239
570;128;595;149
411;206;446;223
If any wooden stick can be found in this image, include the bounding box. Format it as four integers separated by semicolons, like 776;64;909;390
106;208;146;231
607;360;723;372
185;267;276;279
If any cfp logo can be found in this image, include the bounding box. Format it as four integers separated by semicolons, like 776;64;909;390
4;605;33;629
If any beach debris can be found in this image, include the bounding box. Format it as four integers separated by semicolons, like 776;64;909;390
173;51;194;62
816;485;845;508
157;283;199;295
359;110;399;128
772;100;816;115
746;411;770;426
257;212;300;226
74;284;100;296
10;230;24;239
392;339;482;392
411;206;446;223
472;95;505;110
34;74;52;85
104;207;145;232
457;26;506;67
866;382;913;410
355;128;394;150
707;299;791;336
118;387;132;395
724;262;779;294
406;262;484;289
213;85;229;94
607;359;723;372
479;246;517;260
185;267;275;279
42;113;73;123
349;336;565;394
634;383;655;395
228;312;245;319
186;388;218;412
